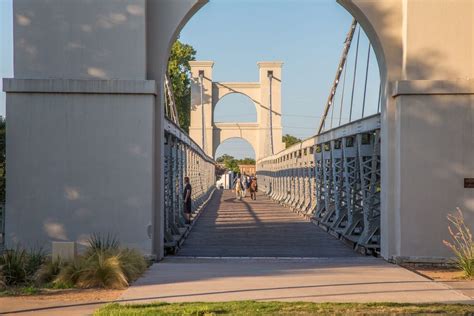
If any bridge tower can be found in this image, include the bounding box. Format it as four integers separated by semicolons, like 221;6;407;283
189;61;285;160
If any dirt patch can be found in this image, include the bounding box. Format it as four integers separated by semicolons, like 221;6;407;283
413;267;468;281
0;288;124;314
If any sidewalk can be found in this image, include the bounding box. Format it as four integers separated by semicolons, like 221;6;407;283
119;257;473;304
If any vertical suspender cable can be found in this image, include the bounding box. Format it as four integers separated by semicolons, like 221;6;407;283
330;91;336;129
268;71;274;155
317;19;357;134
377;82;382;113
199;71;206;153
338;61;348;126
361;43;371;118
348;26;361;123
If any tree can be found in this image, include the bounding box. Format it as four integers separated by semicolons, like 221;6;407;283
238;157;255;165
167;40;196;133
216;155;257;175
282;134;302;148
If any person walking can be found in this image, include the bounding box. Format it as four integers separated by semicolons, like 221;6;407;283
183;176;192;224
233;174;243;200
250;177;258;200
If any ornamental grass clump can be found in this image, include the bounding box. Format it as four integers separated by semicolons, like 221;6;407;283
0;247;46;286
51;234;148;289
443;208;474;278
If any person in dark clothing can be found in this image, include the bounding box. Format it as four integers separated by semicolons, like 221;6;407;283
183;176;192;224
249;177;258;200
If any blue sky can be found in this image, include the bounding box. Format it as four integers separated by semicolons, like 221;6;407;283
0;0;380;159
182;0;380;159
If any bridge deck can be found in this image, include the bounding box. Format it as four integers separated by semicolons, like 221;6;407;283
177;190;359;257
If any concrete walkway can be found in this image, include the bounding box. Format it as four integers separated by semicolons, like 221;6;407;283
120;257;472;304
120;191;472;304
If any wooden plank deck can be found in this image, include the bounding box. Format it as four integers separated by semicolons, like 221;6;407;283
177;190;360;257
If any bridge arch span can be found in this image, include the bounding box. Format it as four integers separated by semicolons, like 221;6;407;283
213;92;258;123
214;137;256;161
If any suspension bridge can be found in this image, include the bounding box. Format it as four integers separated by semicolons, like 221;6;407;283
1;0;473;267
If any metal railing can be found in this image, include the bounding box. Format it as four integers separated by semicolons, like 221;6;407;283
257;114;381;252
163;118;215;253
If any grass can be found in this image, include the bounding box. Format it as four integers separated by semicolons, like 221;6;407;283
0;234;148;293
443;208;474;278
95;301;474;315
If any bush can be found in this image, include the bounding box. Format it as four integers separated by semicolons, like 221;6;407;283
51;234;148;289
53;259;84;288
443;208;474;278
118;248;148;282
0;247;46;286
87;233;119;253
75;250;128;289
34;258;63;285
0;235;148;290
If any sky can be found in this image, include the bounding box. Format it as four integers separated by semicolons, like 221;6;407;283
0;0;380;159
181;0;380;159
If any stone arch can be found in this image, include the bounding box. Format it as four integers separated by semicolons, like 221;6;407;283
213;91;258;123
214;137;257;161
188;61;285;160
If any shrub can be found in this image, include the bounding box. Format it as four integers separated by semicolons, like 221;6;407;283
50;235;148;289
35;258;63;285
443;208;474;278
0;247;45;286
53;259;84;288
118;248;148;282
75;250;128;289
87;233;119;253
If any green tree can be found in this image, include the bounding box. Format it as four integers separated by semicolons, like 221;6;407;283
216;154;240;174
238;157;256;165
167;40;196;133
282;134;302;148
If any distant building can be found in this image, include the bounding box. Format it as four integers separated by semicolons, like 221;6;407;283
239;164;256;176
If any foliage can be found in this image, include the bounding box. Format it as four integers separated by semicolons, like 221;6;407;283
167;40;196;133
52;235;147;289
282;134;302;148
74;250;128;289
118;248;148;282
0;247;46;286
0;235;147;291
87;233;120;254
216;155;256;174
34;258;63;285
95;301;474;315
443;208;474;278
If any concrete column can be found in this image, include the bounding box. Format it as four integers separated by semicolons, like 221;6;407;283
339;0;474;261
258;62;285;157
189;61;214;157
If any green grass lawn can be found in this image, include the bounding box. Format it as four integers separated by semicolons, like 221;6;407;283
95;301;474;315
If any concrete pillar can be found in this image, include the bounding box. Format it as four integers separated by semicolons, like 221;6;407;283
189;61;214;157
339;0;474;261
258;62;285;157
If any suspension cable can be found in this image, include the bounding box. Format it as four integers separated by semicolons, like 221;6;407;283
317;19;357;135
361;43;371;118
377;82;382;113
338;59;348;126
348;26;361;123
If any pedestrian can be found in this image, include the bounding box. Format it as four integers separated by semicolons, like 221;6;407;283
233;174;243;200
242;174;249;197
250;176;258;200
183;176;192;224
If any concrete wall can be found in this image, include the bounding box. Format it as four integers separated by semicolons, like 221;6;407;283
14;0;147;79
5;80;155;252
339;0;474;261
